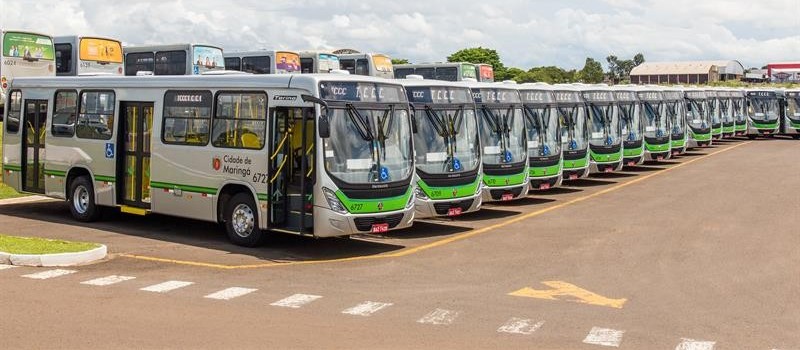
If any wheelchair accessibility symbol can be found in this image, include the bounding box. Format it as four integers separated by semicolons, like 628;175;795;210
105;143;115;158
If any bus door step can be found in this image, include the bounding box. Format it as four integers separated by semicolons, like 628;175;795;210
120;205;150;216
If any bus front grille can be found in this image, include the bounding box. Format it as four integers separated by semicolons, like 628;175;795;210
353;214;405;232
433;199;475;215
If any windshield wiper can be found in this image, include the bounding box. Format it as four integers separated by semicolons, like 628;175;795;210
481;106;501;133
424;106;447;137
346;104;374;141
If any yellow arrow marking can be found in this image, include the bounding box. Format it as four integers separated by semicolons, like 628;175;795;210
509;281;627;309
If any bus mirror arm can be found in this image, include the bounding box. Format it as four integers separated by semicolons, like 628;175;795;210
301;94;331;138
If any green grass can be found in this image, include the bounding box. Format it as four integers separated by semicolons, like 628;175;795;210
0;234;100;255
0;122;26;199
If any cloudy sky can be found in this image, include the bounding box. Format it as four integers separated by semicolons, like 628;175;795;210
2;0;798;69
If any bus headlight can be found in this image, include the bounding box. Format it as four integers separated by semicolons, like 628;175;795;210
405;191;416;209
414;186;428;200
322;187;348;214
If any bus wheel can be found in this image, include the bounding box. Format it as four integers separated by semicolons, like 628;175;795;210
68;176;102;222
224;193;264;247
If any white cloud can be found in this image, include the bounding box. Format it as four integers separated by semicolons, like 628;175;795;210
0;0;797;69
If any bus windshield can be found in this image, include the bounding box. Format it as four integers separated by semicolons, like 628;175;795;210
372;55;393;75
461;63;477;80
318;54;339;72
276;52;301;73
665;101;685;135
617;102;642;141
3;32;54;61
587;103;620;146
719;98;734;123
708;98;721;124
788;97;800;118
748;97;780;121
642;101;667;138
478;107;526;165
733;98;746;122
192;45;224;74
414;107;480;174
324;105;412;184
523;105;561;157
558;105;587;151
686;99;709;129
79;38;122;63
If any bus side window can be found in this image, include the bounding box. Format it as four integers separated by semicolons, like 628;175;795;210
52;90;78;137
6;90;22;133
355;59;369;76
224;57;241;71
300;58;313;73
76;91;115;140
162;90;212;145
394;68;414;79
155;51;187;75
340;59;355;75
212;92;267;149
55;44;73;74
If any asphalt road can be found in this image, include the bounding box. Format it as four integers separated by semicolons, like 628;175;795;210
0;137;798;349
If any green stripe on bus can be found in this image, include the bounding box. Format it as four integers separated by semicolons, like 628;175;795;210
44;169;67;177
623;147;643;157
529;163;561;178
563;156;588;170
94;175;116;182
417;177;480;200
645;142;670;152
671;139;686;148
257;193;269;201
2;164;22;171
751;121;778;129
590;149;622;163
483;171;527;187
150;181;216;195
335;188;411;214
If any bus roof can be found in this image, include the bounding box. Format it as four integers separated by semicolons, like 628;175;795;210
1;29;53;37
53;35;121;43
396;78;471;88
394;62;474;69
123;43;222;53
223;50;298;58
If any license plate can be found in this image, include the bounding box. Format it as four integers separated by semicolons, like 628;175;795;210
763;131;770;134
539;183;550;190
657;156;664;161
569;174;578;180
501;193;514;201
371;223;389;233
447;207;463;216
672;151;679;156
627;161;635;166
604;167;613;173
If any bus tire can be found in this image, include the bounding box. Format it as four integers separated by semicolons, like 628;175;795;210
68;176;102;222
224;193;264;247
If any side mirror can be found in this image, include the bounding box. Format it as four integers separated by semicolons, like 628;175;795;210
319;115;330;139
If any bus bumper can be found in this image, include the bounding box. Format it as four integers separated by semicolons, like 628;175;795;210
314;207;414;237
414;194;482;219
561;167;589;181
529;175;562;191
644;151;671;161
589;161;622;174
481;182;529;203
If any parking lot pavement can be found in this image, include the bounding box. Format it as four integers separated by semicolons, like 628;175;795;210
1;137;798;349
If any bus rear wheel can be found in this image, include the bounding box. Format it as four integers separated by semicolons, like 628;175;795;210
68;176;102;222
224;193;265;247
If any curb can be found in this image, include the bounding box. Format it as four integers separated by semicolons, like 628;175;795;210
0;195;52;205
0;245;107;267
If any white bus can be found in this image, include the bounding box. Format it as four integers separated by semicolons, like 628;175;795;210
337;53;394;79
124;44;225;76
475;63;495;83
224;50;301;74
2;74;416;246
1;30;56;110
394;62;478;81
299;51;340;73
54;36;123;76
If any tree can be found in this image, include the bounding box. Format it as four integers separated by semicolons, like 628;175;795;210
391;58;410;65
576;57;604;83
606;53;645;83
447;47;506;73
633;53;645;67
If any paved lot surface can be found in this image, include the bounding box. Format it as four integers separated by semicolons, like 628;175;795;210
1;137;798;349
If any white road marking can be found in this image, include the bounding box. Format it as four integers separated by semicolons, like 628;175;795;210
417;308;460;325
140;280;195;293
203;287;257;300
497;317;545;335
21;269;76;280
80;275;136;286
341;301;393;316
0;264;18;270
270;294;323;308
583;327;625;347
675;338;716;350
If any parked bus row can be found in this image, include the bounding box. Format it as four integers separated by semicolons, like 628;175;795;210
2;71;796;247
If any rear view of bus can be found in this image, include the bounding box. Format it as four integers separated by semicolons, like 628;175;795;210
745;90;781;138
299;51;340;73
402;79;483;218
224;51;301;74
0;31;55;109
54;36;123;76
705;90;724;140
519;84;563;190
554;86;590;181
394;63;477;82
784;89;800;138
612;88;644;167
661;88;688;155
684;89;712;148
638;89;672;161
579;86;623;173
469;83;529;202
338;53;394;79
475;64;495;82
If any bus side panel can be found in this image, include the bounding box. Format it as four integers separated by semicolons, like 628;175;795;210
2;111;23;193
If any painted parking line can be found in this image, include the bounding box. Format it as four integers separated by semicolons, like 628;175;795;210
341;301;393;317
204;287;258;300
140;280;195;293
417;308;460;325
496;317;544;335
675;338;716;350
22;269;77;280
0;264;18;270
270;294;323;308
80;275;136;286
583;327;625;347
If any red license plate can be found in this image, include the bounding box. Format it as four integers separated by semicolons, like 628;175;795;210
539;183;550;190
627;161;635;166
604;167;613;173
501;193;514;201
371;223;389;233
657;156;664;161
447;207;463;216
569;174;578;180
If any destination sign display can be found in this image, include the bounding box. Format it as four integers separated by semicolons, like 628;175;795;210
685;91;707;99
746;90;776;98
553;91;582;103
406;86;472;104
164;90;212;107
319;81;407;103
581;91;613;102
613;91;638;101
636;91;661;101
519;90;555;104
470;88;521;104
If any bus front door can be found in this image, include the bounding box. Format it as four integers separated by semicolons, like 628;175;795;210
118;102;153;209
268;107;314;234
22;100;48;194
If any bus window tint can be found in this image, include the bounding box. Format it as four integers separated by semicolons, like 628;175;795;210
6;91;22;133
155;51;187;75
55;44;73;74
242;56;270;74
224;57;241;71
77;91;115;140
212;92;267;149
416;67;435;79
125;52;154;75
300;57;313;73
52;90;78;137
394;68;413;79
340;59;355;74
435;67;457;81
355;59;369;76
162;90;212;145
